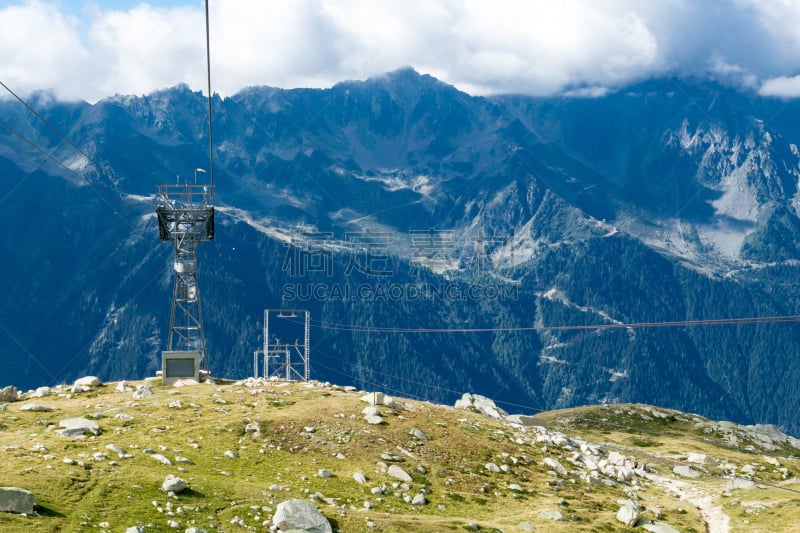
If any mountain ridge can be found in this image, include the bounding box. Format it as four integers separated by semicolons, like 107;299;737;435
1;69;800;436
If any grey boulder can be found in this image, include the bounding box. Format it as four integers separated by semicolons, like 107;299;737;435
272;499;332;533
0;487;35;514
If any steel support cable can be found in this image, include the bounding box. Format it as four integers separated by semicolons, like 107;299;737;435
0;115;136;230
0;118;78;176
0;79;117;185
204;0;214;194
310;314;800;334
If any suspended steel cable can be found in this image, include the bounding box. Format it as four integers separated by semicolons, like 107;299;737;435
0;117;85;180
0;95;135;228
0;79;118;185
308;314;800;334
204;0;215;194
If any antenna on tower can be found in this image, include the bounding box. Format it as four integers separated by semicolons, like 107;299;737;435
155;0;216;383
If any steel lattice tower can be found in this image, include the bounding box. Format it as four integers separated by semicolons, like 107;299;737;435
253;308;310;381
156;182;214;369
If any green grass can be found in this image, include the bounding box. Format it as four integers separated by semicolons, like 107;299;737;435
2;383;797;531
630;438;661;447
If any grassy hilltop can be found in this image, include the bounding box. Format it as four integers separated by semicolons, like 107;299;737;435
1;378;799;532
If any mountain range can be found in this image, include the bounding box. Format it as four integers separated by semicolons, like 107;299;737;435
1;68;800;434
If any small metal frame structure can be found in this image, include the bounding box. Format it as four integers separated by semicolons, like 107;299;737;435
253;308;310;381
155;182;214;370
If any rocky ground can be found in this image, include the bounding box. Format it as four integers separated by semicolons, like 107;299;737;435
0;377;799;532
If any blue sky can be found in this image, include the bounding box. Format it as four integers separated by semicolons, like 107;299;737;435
2;0;800;102
58;0;195;13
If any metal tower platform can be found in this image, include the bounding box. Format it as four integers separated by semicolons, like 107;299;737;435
156;182;214;370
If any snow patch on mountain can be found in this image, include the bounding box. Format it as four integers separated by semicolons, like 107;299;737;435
348;168;434;196
791;144;800;216
709;160;760;223
491;218;541;268
123;193;154;203
540;287;626;327
410;256;460;275
607;368;629;382
66;154;90;173
216;206;295;244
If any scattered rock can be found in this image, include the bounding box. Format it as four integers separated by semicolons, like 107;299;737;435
133;384;153;399
411;493;427;506
387;465;413;483
409;427;430;441
616;504;640;527
19;403;52;412
150;454;172;466
485;462;501;473
538;509;566;521
162;474;187;493
353;472;367;484
360;392;401;409
0;386;20;402
673;465;701;479
74;376;101;387
362;406;381;417
607;451;627;466
29;386;50;398
543;457;567;476
56;417;100;438
726;477;756;490
0;487;35;514
272;499;332;533
454;393;508;419
687;452;716;466
364;414;384;425
115;381;134;393
105;444;129;458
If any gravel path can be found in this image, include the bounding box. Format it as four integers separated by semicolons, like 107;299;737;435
648;473;729;533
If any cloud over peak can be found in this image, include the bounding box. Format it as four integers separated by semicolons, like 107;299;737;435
2;0;800;102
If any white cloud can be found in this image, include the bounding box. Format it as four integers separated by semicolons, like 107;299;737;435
87;4;204;98
737;0;800;62
759;75;800;98
709;55;758;89
2;0;800;102
0;1;90;99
